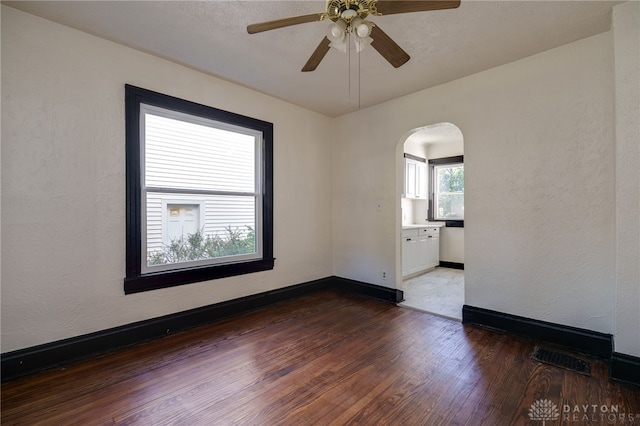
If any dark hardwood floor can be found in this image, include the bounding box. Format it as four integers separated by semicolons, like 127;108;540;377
2;289;639;425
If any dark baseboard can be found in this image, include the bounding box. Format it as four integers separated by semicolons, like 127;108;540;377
610;352;640;386
462;305;613;359
1;276;403;382
333;276;404;303
1;277;332;382
439;261;464;270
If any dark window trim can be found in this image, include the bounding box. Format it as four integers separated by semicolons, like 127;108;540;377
124;85;274;294
403;153;426;163
428;155;464;227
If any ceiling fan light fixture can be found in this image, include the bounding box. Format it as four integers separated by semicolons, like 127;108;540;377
329;40;348;53
351;17;373;52
354;36;372;53
327;19;347;43
351;17;372;38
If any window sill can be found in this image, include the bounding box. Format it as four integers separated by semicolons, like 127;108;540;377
445;220;464;228
428;220;464;228
124;258;275;294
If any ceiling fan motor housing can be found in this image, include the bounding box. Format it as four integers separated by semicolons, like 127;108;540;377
326;0;374;23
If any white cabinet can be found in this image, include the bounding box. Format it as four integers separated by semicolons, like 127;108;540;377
402;226;440;278
403;158;427;199
424;228;440;269
402;235;419;276
404;159;415;199
417;232;431;271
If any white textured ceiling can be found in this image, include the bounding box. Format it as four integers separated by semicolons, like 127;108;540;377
4;0;620;117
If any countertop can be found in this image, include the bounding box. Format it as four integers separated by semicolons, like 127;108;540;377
402;223;445;230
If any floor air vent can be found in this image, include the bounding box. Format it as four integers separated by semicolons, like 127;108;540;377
531;346;591;376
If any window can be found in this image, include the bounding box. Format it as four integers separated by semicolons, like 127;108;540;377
429;156;464;224
125;85;273;294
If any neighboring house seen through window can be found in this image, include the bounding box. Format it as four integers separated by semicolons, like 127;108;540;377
160;202;204;246
429;156;464;224
125;85;274;294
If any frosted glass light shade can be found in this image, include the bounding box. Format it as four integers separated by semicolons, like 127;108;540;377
327;20;347;43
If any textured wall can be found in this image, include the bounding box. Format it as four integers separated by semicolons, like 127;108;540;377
3;4;637;357
333;32;615;334
1;7;333;352
464;33;615;334
613;1;640;357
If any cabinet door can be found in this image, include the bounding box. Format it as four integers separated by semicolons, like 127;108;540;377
404;158;427;199
402;237;419;276
428;235;440;268
417;236;430;271
405;159;417;199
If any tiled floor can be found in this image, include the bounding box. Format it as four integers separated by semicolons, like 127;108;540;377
398;267;464;320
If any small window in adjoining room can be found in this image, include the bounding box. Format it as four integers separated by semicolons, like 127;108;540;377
429;156;464;224
125;85;274;294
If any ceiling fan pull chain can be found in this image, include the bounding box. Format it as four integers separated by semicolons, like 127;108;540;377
348;32;352;105
358;48;362;109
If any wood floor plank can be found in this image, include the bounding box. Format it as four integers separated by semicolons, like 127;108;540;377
295;311;468;424
414;329;507;425
331;327;490;425
178;297;423;425
3;289;639;425
113;292;395;424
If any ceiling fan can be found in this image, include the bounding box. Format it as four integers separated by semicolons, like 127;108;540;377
247;0;461;72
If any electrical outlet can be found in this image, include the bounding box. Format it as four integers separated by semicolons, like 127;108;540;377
381;270;388;280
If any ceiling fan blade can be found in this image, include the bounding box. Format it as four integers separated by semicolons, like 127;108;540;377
375;0;461;16
247;13;324;34
370;25;410;68
302;38;332;72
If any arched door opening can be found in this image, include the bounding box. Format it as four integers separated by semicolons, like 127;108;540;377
398;122;465;320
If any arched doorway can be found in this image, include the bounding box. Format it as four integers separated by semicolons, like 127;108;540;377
397;122;465;320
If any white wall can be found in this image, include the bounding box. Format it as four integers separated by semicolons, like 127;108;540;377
426;141;463;160
0;4;3;335
3;3;638;358
1;7;333;352
333;31;616;336
403;140;428;159
401;198;427;226
440;228;464;264
613;1;640;357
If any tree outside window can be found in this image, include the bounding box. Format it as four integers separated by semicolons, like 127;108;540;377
429;156;464;223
